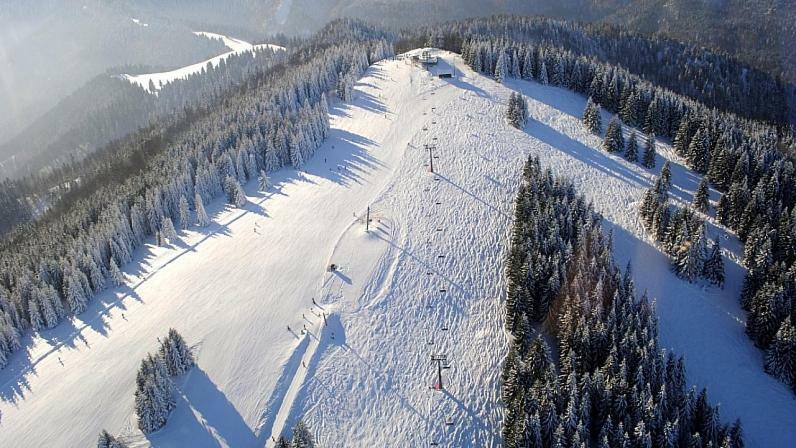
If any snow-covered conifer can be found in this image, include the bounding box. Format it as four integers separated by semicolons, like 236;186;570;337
765;318;795;392
194;193;210;227
178;195;190;230
603;117;624;153
538;61;549;85
159;328;195;376
258;170;270;191
625;131;638;162
224;176;247;207
97;429;127;448
642;133;657;168
109;259;125;286
291;420;315;448
703;240;725;287
160;217;177;243
583;98;602;134
693;178;710;213
495;51;508;83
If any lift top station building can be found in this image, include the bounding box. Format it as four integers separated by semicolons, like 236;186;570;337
415;50;438;66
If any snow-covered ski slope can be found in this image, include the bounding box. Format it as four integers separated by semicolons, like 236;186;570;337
1;50;794;447
122;32;285;93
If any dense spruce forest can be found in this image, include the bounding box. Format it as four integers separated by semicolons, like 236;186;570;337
503;156;744;447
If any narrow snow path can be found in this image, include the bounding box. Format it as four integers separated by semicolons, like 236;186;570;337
121;32;285;93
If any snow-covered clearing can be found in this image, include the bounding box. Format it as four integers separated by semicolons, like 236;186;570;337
121;32;285;93
1;50;793;447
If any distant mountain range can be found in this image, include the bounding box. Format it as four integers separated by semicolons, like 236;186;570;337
127;0;795;84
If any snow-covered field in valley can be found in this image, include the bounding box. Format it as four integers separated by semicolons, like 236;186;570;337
1;50;794;447
122;32;285;93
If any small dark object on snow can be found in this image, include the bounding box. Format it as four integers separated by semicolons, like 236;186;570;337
328;263;337;272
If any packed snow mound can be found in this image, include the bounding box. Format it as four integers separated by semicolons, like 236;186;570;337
0;49;793;447
122;32;285;93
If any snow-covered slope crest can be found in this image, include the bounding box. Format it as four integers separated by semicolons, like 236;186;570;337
1;49;794;447
122;31;285;93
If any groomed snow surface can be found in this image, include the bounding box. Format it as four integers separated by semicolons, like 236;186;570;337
1;50;794;447
122;32;285;93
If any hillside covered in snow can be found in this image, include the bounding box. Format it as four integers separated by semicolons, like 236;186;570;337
1;48;794;447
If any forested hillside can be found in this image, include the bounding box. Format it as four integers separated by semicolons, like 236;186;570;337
0;19;392;370
0;1;227;146
0;45;286;179
1;11;794;444
122;0;795;85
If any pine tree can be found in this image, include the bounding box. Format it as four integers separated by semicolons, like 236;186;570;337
178;195;190;230
28;297;43;331
276;437;291;448
135;353;176;434
507;92;528;129
642;133;657;169
703;240;725;287
511;50;521;79
538;61;549;85
676;222;707;282
688;128;711;174
97;429;127;448
64;268;88;315
660;161;672;191
291;420;315;448
224;176;247;208
583;97;602;134
195;192;210;227
160;217;177;243
693;178;711;213
258;169;270;191
765;317;796;392
707;147;731;191
603;117;624;153
109;259;125;286
625;131;638;162
495;51;508;83
159;328;195;376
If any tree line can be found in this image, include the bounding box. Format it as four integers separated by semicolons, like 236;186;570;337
503;156;743;447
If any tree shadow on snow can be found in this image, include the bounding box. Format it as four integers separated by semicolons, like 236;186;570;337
147;367;255;448
525;119;653;189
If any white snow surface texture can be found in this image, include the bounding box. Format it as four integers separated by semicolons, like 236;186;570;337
122;32;285;93
0;50;794;447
